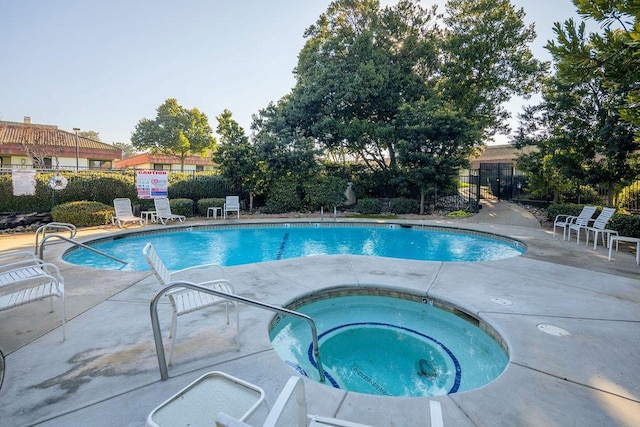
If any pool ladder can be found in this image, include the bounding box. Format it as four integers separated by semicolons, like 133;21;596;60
150;280;326;383
35;222;127;265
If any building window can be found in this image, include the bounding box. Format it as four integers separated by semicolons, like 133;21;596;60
196;165;204;172
89;159;112;169
153;164;170;171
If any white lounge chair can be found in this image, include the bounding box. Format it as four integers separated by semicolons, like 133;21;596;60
0;262;66;340
584;207;618;249
567;207;616;247
142;243;238;365
111;198;143;228
154;197;186;225
553;205;596;240
224;196;240;219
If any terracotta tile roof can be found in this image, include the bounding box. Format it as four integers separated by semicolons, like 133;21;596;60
115;152;214;168
0;120;121;155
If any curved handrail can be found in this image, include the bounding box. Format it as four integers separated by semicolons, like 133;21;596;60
35;222;77;254
38;234;127;265
150;280;326;383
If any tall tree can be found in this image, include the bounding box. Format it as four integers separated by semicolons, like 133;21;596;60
213;109;261;212
541;5;639;205
439;0;545;139
290;0;439;171
396;99;479;213
131;98;215;171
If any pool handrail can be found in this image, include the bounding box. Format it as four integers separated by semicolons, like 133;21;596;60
38;234;127;265
150;280;326;383
35;222;77;254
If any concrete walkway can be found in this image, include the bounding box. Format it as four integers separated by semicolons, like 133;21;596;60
0;201;638;426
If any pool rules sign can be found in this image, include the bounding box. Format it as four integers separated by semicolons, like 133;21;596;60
136;170;168;199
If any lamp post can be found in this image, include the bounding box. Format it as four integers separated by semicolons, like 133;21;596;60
73;128;80;171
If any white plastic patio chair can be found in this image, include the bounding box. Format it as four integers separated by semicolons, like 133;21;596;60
583;207;618;249
553;205;596;240
153;197;186;225
142;242;238;365
0;262;66;340
111;198;144;228
224;196;240;219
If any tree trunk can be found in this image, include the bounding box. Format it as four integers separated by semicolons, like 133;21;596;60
419;189;425;215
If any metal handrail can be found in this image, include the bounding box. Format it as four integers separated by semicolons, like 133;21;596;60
150;280;326;382
35;222;77;254
38;234;127;265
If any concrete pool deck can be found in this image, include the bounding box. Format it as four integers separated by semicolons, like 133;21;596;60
0;200;639;426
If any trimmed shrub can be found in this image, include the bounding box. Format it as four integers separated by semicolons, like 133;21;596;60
263;179;301;214
169;198;195;217
356;198;382;214
51;201;114;226
168;174;232;200
196;198;226;216
389;197;419;214
303;176;348;211
609;213;640;238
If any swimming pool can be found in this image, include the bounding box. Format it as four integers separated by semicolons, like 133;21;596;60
269;287;509;397
63;223;525;270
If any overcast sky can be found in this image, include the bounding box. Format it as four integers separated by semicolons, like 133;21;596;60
1;0;592;145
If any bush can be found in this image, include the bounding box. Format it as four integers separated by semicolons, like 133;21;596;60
389;198;419;214
609;213;640;238
196;198;226;216
303;176;348;211
356;198;382;214
169;198;195;217
263;179;301;214
168;174;232;200
51;201;114;226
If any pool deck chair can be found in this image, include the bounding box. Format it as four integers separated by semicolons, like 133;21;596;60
224;196;240;219
0;262;66;341
553;205;596;240
111;198;143;228
153;197;186;225
583;207;618;250
142;243;239;365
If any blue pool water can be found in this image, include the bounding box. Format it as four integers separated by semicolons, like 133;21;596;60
269;292;509;397
63;224;525;270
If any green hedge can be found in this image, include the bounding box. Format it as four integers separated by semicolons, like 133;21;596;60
51;201;114;226
389;197;419;214
356;198;382;214
169;198;195;217
263;179;301;214
609;214;640;238
196;198;225;216
168;174;232;200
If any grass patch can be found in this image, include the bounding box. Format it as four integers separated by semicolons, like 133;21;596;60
447;210;474;218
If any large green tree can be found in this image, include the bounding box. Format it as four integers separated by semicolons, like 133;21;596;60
131;98;215;171
289;0;439;171
213;109;261;212
439;0;546;139
516;2;639;206
396;99;479;213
